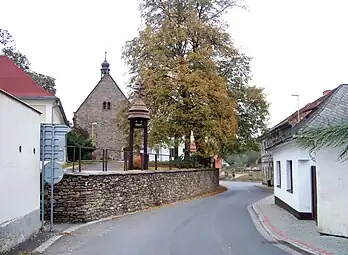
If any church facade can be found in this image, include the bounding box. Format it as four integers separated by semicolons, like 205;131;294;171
73;56;128;160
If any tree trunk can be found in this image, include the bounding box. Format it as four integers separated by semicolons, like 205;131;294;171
195;136;211;168
174;135;179;160
184;132;191;161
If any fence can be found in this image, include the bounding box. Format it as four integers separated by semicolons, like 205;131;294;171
64;146;217;172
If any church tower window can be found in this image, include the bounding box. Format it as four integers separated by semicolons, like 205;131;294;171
107;102;111;110
103;102;106;109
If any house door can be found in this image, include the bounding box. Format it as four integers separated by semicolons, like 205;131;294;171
311;166;318;223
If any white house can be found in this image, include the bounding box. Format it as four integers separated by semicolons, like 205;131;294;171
0;90;42;252
264;84;348;238
18;96;68;125
148;143;190;162
270;141;315;219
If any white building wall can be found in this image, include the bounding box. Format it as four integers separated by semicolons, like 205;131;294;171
316;146;348;238
148;141;186;162
272;141;314;213
24;99;64;124
25;99;68;163
0;92;41;252
148;147;171;162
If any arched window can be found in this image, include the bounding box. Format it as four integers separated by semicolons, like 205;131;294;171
103;102;106;109
107;102;111;110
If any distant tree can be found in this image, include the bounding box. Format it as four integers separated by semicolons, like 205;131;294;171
28;71;56;95
0;29;13;46
245;150;261;166
2;46;31;71
0;29;56;95
66;127;95;161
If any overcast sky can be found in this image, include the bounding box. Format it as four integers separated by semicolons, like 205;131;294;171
1;0;348;127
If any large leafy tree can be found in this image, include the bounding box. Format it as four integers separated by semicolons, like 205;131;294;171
122;0;269;161
0;29;56;95
296;124;348;161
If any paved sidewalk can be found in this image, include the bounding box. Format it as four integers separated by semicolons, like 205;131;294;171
252;195;348;255
5;223;79;254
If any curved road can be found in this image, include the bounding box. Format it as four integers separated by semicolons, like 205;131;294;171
45;182;291;255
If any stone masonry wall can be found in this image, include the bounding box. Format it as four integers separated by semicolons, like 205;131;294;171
43;169;219;223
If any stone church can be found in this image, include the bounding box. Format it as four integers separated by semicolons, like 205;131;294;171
73;55;128;160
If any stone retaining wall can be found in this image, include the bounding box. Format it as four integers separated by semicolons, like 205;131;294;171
42;169;219;223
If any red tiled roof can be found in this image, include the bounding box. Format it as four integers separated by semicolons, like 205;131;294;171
0;56;51;97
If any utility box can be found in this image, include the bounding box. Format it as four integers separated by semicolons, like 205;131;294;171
40;124;70;163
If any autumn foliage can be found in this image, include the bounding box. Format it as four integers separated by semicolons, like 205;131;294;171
122;0;269;160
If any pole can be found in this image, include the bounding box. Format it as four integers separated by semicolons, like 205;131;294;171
79;147;82;172
128;121;134;170
50;102;55;232
91;124;95;145
297;96;300;123
91;122;97;160
102;149;105;171
155;154;158;170
143;119;148;170
72;146;75;172
41;127;45;230
105;149;108;172
291;94;300;123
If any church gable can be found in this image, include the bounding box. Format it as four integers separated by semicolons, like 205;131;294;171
73;56;128;160
75;74;127;116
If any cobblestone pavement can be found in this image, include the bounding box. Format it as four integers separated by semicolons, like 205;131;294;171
253;195;348;255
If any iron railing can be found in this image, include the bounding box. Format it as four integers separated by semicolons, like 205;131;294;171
64;146;217;172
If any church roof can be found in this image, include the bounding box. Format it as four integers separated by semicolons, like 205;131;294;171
74;73;128;114
101;59;110;68
0;56;51;97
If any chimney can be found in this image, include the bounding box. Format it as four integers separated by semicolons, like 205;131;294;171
323;90;331;96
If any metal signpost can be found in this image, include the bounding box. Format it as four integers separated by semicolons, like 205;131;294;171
40;123;70;232
43;161;64;231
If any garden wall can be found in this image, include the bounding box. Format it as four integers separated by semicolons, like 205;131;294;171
43;168;219;223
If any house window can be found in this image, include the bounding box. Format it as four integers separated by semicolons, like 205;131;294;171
103;102;106;109
107;102;111;110
286;160;293;193
276;161;281;188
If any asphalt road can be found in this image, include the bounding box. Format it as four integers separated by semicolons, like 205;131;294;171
45;182;290;255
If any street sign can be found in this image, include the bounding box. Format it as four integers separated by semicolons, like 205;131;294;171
44;161;64;184
40;124;70;162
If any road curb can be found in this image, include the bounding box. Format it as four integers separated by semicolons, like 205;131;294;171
33;213;127;253
34;208;158;253
251;196;333;255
